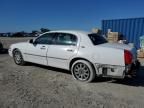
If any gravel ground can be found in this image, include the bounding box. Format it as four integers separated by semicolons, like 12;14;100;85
0;38;144;108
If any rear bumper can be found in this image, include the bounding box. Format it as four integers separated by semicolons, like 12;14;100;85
94;60;140;79
125;60;140;77
94;63;125;78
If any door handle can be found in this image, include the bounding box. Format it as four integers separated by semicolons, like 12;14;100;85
40;47;46;50
67;49;74;52
40;46;46;50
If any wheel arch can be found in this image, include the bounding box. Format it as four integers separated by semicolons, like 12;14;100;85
12;48;20;56
69;57;96;72
12;48;24;58
12;48;26;65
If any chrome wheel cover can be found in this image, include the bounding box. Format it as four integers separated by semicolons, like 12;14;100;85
73;63;90;81
14;51;22;64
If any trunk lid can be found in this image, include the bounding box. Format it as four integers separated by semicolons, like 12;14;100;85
98;43;137;61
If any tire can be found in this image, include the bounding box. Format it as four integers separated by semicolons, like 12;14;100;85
71;60;96;82
0;42;3;49
13;49;25;65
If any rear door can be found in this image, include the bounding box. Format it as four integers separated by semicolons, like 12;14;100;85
47;32;78;69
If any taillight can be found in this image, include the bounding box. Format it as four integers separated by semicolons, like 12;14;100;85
124;50;133;65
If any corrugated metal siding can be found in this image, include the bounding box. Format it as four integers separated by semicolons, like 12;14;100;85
102;18;144;48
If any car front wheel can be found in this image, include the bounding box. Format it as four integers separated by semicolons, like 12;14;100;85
71;60;96;82
13;49;25;65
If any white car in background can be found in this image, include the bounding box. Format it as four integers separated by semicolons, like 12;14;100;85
9;30;140;82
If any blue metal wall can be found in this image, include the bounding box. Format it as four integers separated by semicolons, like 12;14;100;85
102;18;144;48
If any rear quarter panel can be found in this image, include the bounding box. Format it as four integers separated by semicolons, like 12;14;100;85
72;46;125;66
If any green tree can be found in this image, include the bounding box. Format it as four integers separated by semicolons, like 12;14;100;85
40;28;50;33
11;32;24;37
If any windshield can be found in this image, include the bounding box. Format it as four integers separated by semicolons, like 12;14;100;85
88;34;107;45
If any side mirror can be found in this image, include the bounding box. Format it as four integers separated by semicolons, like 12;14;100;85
29;39;33;44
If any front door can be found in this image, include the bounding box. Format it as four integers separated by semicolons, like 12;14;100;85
24;33;55;65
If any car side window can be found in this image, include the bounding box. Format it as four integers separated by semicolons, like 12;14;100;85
34;33;55;44
55;33;77;46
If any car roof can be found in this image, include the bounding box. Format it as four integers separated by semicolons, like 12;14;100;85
46;30;91;35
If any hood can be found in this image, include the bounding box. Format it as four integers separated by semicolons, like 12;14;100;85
13;42;27;45
10;42;28;48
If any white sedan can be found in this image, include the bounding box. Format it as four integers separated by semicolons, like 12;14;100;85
9;30;140;82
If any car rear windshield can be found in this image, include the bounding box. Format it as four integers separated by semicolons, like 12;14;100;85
88;34;107;45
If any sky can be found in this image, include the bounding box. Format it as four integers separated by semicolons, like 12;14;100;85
0;0;144;32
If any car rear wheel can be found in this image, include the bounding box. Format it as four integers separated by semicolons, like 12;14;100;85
71;60;96;82
13;49;25;65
